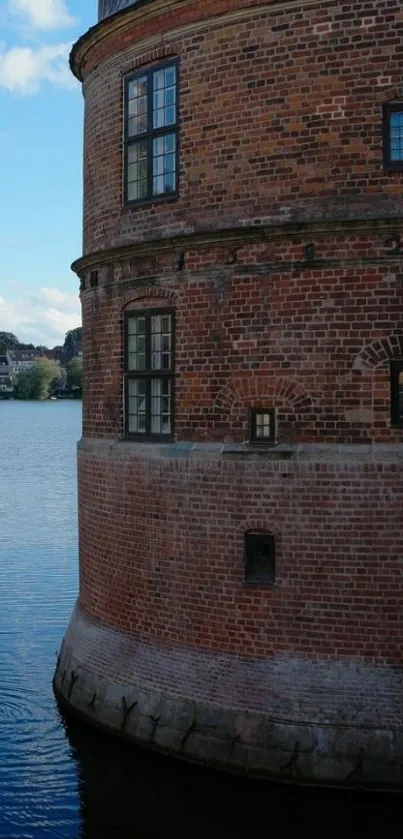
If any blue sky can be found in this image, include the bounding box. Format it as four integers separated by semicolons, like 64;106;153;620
0;0;96;346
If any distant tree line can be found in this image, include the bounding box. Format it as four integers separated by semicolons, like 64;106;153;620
0;327;82;355
0;328;82;400
13;357;82;400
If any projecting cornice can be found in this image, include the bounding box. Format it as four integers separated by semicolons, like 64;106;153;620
71;216;403;276
70;0;350;82
70;0;182;80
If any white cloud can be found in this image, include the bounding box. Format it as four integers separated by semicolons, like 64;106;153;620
0;42;75;93
8;0;76;30
0;287;81;346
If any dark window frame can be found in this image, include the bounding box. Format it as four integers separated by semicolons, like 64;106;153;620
123;59;180;205
124;308;175;441
383;102;403;171
390;359;403;427
249;408;276;445
244;530;276;588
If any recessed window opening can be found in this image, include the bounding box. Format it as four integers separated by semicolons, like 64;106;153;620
244;531;275;586
124;309;174;439
383;103;403;171
124;60;179;203
250;408;276;444
390;359;403;427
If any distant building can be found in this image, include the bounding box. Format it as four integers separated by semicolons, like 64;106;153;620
0;355;13;397
8;350;42;375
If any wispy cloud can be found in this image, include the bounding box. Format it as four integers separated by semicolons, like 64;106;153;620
0;42;75;93
0;287;81;346
8;0;76;31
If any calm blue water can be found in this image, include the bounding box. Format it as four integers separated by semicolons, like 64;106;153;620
0;400;400;838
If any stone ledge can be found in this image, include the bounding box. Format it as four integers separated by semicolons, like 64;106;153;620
77;437;403;462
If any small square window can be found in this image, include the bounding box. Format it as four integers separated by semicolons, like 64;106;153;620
383;103;403;171
390;359;403;427
244;531;275;586
250;408;276;444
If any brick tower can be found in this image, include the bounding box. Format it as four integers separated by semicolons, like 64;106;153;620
55;0;403;787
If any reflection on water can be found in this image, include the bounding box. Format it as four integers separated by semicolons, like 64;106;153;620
62;711;401;839
0;401;81;839
0;401;400;838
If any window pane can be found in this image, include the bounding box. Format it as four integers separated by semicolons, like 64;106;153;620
127;96;148;136
128;379;147;434
127;141;148;201
127;180;147;201
252;409;275;443
128;97;147;117
165;86;175;107
151;313;172;370
153;175;165;195
164;106;175;126
389;111;403;161
151;378;171;434
256;413;272;438
153;70;165;90
152;134;176;196
164;67;176;88
128;77;147;99
127;316;147;370
127;76;148;136
152;65;176;129
399;370;403;424
128;316;146;336
153;89;165;113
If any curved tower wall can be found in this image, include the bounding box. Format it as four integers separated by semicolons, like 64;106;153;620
55;0;403;788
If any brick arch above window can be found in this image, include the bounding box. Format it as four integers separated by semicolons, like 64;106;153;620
241;519;278;537
353;335;403;371
122;286;177;311
375;85;403;103
213;376;318;415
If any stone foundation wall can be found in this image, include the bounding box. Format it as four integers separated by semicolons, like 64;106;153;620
53;441;403;788
54;603;403;789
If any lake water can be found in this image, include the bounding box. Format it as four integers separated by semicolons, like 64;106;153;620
0;400;400;838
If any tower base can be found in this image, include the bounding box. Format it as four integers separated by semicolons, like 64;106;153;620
54;603;403;790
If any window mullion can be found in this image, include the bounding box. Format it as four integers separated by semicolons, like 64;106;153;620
145;378;152;437
148;69;153;198
148;134;153;198
146;314;152;436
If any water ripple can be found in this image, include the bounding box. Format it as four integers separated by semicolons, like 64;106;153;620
0;401;401;839
0;401;81;839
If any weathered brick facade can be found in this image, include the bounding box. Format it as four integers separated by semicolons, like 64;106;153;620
55;0;403;787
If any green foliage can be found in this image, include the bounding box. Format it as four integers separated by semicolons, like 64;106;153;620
0;332;19;353
66;357;83;392
64;327;82;354
14;358;61;400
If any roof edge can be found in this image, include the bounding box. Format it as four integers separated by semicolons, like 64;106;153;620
69;0;153;81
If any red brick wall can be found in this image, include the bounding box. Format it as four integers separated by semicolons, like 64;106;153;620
77;0;403;253
80;237;403;443
76;0;403;445
72;0;403;691
78;444;403;666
